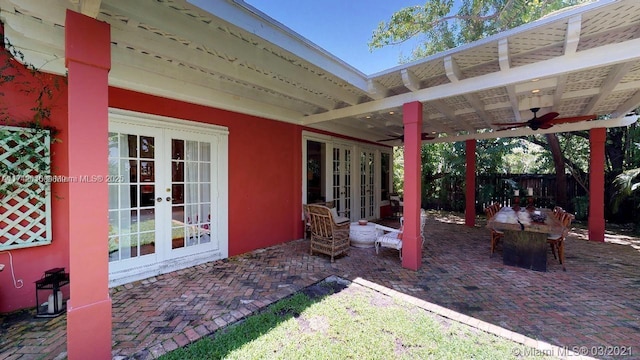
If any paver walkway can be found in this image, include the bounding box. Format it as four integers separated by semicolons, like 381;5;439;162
1;212;639;359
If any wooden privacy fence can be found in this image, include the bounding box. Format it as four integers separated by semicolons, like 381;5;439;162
422;174;588;218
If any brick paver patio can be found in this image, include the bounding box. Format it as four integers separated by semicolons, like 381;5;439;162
1;212;639;359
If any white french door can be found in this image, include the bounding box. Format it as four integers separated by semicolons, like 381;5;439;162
359;149;376;220
331;144;353;220
108;112;228;284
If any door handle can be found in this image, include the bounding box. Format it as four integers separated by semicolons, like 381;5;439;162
166;197;173;202
156;197;162;202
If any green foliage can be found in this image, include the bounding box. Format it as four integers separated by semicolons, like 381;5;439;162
369;0;593;60
0;35;61;196
571;195;589;221
392;146;405;195
611;168;640;213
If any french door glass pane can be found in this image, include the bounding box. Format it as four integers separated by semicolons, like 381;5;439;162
171;138;212;250
108;132;156;262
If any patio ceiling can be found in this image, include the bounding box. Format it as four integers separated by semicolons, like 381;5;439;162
1;0;640;144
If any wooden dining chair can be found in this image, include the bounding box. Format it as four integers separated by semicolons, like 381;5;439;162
484;202;504;257
547;209;574;271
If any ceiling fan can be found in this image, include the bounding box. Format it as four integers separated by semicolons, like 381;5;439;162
377;132;436;142
494;108;596;131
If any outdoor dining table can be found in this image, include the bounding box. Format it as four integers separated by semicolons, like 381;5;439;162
487;206;566;272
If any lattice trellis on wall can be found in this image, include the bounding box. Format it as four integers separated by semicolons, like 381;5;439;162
0;126;52;250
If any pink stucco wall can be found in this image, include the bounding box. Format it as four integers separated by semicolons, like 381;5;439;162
0;50;388;313
108;87;304;256
0;47;71;313
0;60;307;312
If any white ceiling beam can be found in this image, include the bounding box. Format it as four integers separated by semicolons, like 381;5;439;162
613;91;640;118
102;0;362;106
554;15;582;112
498;38;510;70
367;80;389;100
401;69;421;92
552;74;568;112
109;47;305;123
76;0;102;18
518;95;554;111
429;99;475;133
444;55;493;128
3;13;305;123
514;78;557;94
3;2;338;112
308;121;389;144
564;15;582;55
1;20;66;73
109;49;300;124
424;115;455;134
107;21;338;111
426;114;639;143
484;80;640;112
303;37;640;125
444;56;462;82
2;0;68;25
498;38;521;122
583;61;635;114
370;0;619;78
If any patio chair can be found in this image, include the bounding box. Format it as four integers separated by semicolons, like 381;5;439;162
547;209;574;271
374;224;403;259
303;201;349;240
307;204;350;262
400;211;428;244
375;211;427;260
484;202;504;257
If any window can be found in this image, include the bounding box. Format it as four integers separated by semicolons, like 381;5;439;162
0;126;52;250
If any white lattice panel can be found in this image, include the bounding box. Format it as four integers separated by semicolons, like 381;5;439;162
0;126;52;250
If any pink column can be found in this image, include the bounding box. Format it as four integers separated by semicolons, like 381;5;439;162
588;128;606;242
65;10;112;359
402;101;423;270
465;140;476;227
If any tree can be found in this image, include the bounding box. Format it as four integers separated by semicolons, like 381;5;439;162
369;0;591;61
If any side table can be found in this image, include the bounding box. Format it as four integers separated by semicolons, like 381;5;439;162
349;222;377;248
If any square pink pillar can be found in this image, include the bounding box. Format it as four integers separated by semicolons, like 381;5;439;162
65;10;112;359
402;101;423;270
465;140;476;227
588;128;606;242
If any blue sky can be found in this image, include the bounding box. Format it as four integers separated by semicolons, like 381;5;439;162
241;0;427;75
188;1;467;74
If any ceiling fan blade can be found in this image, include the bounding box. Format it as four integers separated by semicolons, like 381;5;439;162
547;115;597;125
492;122;530;128
377;136;402;142
536;112;560;123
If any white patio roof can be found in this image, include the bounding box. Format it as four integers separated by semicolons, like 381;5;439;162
1;0;639;144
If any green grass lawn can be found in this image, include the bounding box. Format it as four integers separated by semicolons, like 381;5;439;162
160;277;558;360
